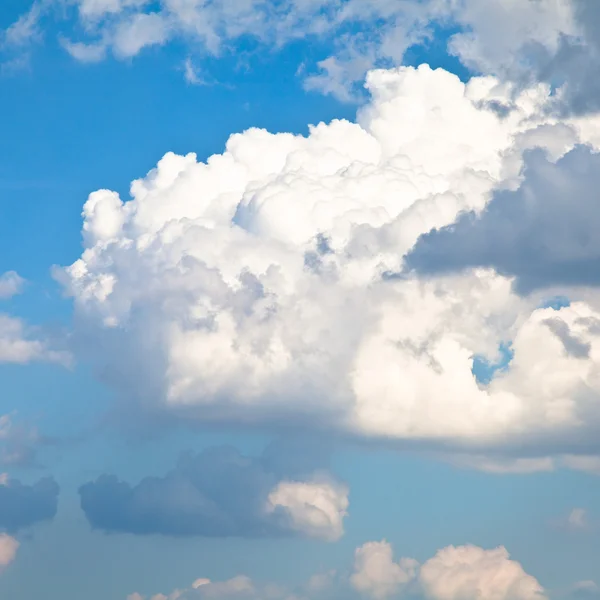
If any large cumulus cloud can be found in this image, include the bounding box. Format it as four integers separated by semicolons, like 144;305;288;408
80;444;348;540
57;64;600;463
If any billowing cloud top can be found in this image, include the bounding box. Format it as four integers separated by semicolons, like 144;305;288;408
58;64;600;463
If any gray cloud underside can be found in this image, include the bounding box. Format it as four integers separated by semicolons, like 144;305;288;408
79;442;345;539
0;477;59;533
405;145;600;294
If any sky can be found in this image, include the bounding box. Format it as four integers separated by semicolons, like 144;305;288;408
3;1;600;599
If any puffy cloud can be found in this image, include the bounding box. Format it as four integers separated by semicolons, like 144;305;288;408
56;64;600;463
5;0;442;94
0;534;18;570
130;541;544;600
0;414;43;467
0;313;70;365
2;2;45;48
445;0;577;83
446;0;600;115
567;507;588;530
0;272;25;299
0;475;59;533
405;146;600;293
0;271;70;365
350;540;417;599
419;545;546;600
79;444;348;540
571;581;600;599
130;575;287;600
266;479;348;541
2;0;599;108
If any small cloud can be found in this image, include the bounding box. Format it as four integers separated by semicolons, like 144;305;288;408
0;272;25;300
571;581;600;599
444;454;556;475
561;455;600;476
567;508;588;530
265;478;348;541
551;506;593;533
0;414;59;469
3;2;44;48
60;38;107;63
0;534;18;570
0;313;72;366
183;58;207;86
351;540;418;600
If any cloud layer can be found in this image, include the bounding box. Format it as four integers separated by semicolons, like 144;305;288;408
128;539;546;600
6;0;600;107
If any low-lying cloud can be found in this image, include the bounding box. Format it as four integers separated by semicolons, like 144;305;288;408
80;444;348;541
128;539;546;600
0;475;59;533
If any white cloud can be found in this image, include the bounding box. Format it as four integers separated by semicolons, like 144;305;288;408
419;545;546;600
0;272;25;300
61;38;108;62
350;540;418;599
567;508;588;529
6;0;600;107
266;478;349;541
0;314;69;365
571;580;600;597
439;452;600;476
183;58;206;86
5;0;600;106
77;0;151;20
561;455;600;475
0;414;42;467
0;535;18;570
132;540;544;600
0;272;69;366
447;0;578;77
57;63;600;464
3;2;45;48
443;455;556;475
111;11;171;58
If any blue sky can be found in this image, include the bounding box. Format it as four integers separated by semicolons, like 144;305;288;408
2;2;600;600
